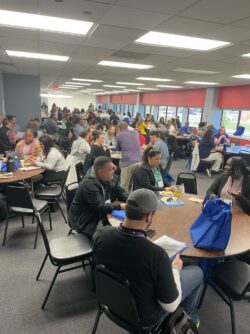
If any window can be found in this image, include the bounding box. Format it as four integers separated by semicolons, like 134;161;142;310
167;106;177;120
239;110;250;136
188;107;203;126
158;106;167;121
177;107;188;123
151;105;159;121
221;110;240;133
145;105;151;115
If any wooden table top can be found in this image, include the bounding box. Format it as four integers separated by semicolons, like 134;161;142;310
0;167;45;184
150;193;250;259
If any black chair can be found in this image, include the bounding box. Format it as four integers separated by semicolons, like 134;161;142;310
36;214;93;310
35;168;70;224
3;182;51;249
239;150;250;166
198;260;250;334
176;172;197;195
92;265;165;334
75;161;84;183
65;182;78;234
165;152;175;173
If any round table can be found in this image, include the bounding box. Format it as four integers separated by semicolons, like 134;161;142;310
0;168;45;184
151;193;250;259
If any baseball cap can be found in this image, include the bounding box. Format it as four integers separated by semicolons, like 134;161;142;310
126;188;161;213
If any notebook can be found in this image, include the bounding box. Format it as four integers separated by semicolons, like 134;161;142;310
154;235;188;260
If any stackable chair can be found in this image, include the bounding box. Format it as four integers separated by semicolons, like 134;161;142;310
65;182;78;234
176;172;197;195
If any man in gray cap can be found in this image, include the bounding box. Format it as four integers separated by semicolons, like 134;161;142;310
94;189;203;328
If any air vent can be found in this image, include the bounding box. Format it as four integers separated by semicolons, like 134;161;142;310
111;50;149;60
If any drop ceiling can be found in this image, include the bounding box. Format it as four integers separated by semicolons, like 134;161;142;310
1;0;250;94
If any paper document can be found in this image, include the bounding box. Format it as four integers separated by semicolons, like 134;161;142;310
154;235;188;259
19;166;41;171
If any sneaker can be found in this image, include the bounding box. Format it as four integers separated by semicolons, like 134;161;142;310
205;168;212;178
190;313;200;328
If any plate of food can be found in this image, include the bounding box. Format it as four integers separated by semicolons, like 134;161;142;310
159;190;173;197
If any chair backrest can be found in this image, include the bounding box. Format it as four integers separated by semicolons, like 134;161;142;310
6;182;35;211
130;162;142;192
65;182;78;212
176;172;197;195
239;151;250;166
95;265;142;333
165;152;175;173
75;161;84;183
36;213;51;257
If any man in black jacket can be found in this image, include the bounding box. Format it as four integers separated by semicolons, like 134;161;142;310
69;156;127;239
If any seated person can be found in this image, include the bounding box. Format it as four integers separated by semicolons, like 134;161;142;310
189;127;201;147
15;128;42;161
69;156;127;240
149;130;169;173
206;156;250;215
180;121;192;135
134;146;171;192
214;126;230;145
199;129;223;174
94;189;203;328
33;135;68;183
0;118;17;153
104;125;116;147
69;129;90;165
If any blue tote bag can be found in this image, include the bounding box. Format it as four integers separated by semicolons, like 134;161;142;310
190;198;232;250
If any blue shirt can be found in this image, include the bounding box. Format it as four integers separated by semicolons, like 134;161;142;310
199;139;215;159
214;133;229;145
180;125;192;134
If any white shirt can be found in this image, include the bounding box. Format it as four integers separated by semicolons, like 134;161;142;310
36;147;68;172
70;137;90;164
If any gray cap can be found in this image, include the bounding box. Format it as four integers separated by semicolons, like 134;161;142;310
126;188;161;213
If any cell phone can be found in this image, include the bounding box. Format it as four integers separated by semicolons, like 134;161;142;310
145;229;156;238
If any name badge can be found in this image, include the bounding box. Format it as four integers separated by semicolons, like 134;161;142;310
105;199;111;204
158;180;164;188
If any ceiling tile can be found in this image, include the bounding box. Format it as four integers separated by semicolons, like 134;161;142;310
202;26;250;43
92;24;144;42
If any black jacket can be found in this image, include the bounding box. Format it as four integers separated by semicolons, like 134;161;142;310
206;172;250;215
0;126;14;154
134;163;169;192
82;144;110;175
68;169;127;238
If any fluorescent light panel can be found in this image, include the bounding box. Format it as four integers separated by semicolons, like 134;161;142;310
6;50;68;61
103;85;126;88
138;87;159;91
156;85;183;89
135;31;230;51
116;82;144;86
232;74;250;79
184;81;218;85
173;68;220;74
136;77;172;82
41;94;72;98
65;82;91;86
59;86;78;89
98;60;153;69
72;78;103;82
0;9;93;36
241;53;250;58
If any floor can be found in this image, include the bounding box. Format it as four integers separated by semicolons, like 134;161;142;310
0;159;249;334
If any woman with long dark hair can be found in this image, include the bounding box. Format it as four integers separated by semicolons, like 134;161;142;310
133;146;171;192
207;156;250;215
34;135;68;183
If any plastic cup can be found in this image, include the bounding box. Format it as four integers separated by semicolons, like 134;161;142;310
20;160;25;168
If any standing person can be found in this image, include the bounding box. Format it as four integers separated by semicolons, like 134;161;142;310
33;135;68;183
116;122;142;192
69;156;127;240
94;189;203;328
149;130;169;174
0;118;17;153
214;126;230;145
69;129;90;165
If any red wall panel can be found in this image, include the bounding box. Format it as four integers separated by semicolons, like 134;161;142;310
218;85;250;109
140;89;206;106
111;93;137;104
97;95;109;103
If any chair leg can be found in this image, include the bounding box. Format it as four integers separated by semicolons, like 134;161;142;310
34;217;40;249
36;254;48;280
21;215;25;228
68;227;73;235
229;298;236;334
197;281;208;309
91;309;103;334
42;267;60;310
58;202;67;224
48;211;52;230
2;215;9;246
31;215;35;224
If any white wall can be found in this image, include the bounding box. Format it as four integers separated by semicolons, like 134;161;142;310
46;94;96;111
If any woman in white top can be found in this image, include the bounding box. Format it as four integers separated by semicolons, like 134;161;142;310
70;129;90;165
34;135;68;183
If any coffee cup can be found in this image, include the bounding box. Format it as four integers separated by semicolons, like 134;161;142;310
20;160;25;168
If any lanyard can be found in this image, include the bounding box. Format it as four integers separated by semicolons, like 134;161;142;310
117;224;146;238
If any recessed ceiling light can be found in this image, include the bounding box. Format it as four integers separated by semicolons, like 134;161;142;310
6;50;69;61
116;82;144;86
41;93;72;98
72;78;103;82
98;60;153;69
184;81;218;85
0;9;94;35
156;85;183;89
241;53;250;58
173;68;220;74
136;77;173;82
122;89;140;92
103;85;126;88
232;74;250;79
65;81;91;86
135;31;231;51
138;87;159;91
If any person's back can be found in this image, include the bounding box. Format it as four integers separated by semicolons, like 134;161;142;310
45;118;59;135
116;126;141;167
154;139;169;170
94;226;176;326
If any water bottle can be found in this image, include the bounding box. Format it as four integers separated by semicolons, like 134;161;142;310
6;156;15;172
